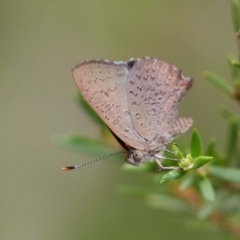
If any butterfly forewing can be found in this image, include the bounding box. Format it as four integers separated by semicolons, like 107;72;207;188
72;60;146;149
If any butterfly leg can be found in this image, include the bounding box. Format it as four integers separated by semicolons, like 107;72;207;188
163;142;177;155
155;154;179;162
164;149;175;155
154;157;181;171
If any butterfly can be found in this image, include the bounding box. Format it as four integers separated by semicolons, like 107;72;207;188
63;57;193;171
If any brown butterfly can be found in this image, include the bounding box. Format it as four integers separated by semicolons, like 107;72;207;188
63;57;193;171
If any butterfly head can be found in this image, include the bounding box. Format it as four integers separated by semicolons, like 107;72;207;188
125;149;146;166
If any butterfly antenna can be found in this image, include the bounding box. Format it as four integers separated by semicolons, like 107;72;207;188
61;151;126;171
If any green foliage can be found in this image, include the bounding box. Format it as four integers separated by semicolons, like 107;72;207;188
160;170;186;183
197;176;215;202
191;129;202;158
228;54;240;80
202;71;232;95
170;144;184;159
232;0;240;32
54;134;114;157
160;130;212;182
226;116;239;163
192;156;213;169
179;174;195;191
145;194;192;214
122;162;156;172
208;166;240;183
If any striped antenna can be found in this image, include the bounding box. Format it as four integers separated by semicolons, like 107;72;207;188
61;151;126;171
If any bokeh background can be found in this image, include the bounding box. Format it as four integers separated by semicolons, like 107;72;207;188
1;0;237;239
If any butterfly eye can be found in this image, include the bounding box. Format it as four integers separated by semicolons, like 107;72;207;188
133;150;143;162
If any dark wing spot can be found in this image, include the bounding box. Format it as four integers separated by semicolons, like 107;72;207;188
135;113;142;120
146;108;156;116
127;59;137;69
140;123;147;128
130;91;138;97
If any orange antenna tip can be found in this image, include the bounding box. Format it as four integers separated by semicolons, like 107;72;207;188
61;166;75;171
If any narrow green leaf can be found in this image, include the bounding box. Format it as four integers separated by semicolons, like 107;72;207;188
145;194;192;214
226;116;239;162
122;162;156;172
179;174;195;191
191;129;202;158
192;156;213;169
197;176;215;202
197;202;215;219
234;78;240;87
231;59;240;68
203;71;232;95
75;92;105;128
53;134;114;156
160;170;185;183
231;0;240;32
170;144;184;159
227;53;240;80
208;165;240;183
205;138;225;164
206;138;216;156
219;105;236;119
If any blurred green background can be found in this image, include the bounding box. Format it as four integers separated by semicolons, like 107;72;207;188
0;0;237;239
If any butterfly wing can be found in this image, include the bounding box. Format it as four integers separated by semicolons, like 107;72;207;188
72;60;146;149
127;57;193;141
167;117;193;138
